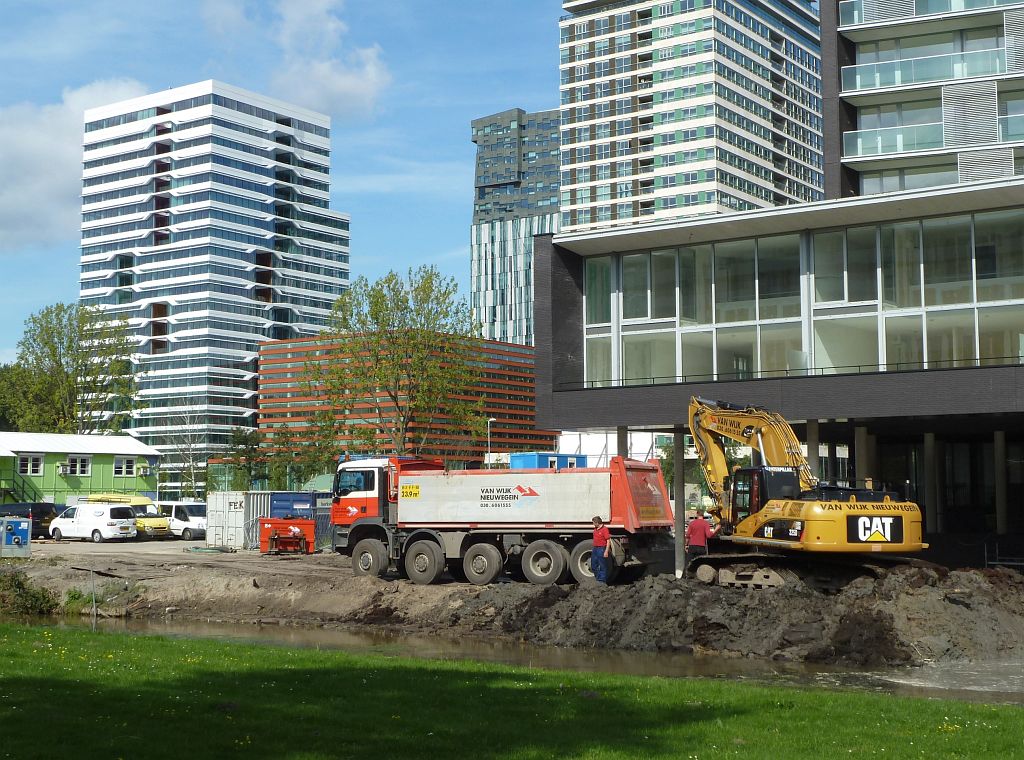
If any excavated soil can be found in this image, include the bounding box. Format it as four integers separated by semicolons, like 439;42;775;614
14;542;1024;667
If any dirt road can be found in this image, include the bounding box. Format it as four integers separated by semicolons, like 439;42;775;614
16;540;1024;666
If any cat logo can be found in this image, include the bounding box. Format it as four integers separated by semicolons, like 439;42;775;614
858;516;893;542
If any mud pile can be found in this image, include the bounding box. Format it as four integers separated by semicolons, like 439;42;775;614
22;549;1024;667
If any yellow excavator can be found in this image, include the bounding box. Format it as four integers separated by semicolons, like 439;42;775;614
688;396;927;587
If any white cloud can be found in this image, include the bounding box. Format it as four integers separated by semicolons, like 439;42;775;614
0;78;148;252
200;0;252;38
268;0;391;119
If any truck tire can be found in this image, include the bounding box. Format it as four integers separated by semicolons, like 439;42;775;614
404;540;444;585
352;538;389;578
463;543;504;586
569;540;598;585
521;539;567;586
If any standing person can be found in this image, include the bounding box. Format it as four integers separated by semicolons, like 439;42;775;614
591;516;611;584
685;511;716;570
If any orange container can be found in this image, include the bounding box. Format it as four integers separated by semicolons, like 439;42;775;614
259;518;316;554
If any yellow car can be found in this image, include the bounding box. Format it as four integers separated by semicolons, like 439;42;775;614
80;494;172;540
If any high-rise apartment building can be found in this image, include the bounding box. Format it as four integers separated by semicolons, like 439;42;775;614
79;81;349;494
823;0;1024;198
558;0;824;233
533;3;1024;539
470;108;560;345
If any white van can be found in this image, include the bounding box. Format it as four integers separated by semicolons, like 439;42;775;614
158;502;207;541
50;503;138;543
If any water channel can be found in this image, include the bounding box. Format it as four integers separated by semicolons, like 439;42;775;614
28;615;1024;706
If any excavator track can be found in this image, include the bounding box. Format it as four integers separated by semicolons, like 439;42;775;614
689;551;944;592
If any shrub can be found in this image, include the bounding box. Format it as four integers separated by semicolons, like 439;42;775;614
0;571;59;615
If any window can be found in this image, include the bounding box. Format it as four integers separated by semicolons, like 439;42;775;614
337;469;375;494
17;455;42;476
66;456;91;476
586;257;613;324
114;457;136;477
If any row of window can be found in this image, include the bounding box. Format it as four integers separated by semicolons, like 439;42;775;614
85;93;329;139
16;456;139;477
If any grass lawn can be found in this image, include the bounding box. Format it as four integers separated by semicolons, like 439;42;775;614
0;622;1020;759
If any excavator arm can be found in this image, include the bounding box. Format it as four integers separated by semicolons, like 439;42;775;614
688;396;819;512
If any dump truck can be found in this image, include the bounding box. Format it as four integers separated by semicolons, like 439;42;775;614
330;456;674;585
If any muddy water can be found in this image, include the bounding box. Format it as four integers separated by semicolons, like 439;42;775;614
24;615;1024;706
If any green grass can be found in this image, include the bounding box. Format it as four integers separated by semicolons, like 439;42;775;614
0;623;1020;759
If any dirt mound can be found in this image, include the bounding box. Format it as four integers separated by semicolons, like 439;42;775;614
19;546;1024;666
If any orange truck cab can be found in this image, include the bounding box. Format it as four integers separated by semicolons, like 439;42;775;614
331;456;674;587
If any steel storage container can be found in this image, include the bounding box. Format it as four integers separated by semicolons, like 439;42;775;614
206;491;272;549
269;492;315;519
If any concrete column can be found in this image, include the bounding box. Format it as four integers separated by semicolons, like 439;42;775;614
827;441;838;482
935;439;946;533
923;432;937;534
995;430;1008;536
854;426;869;488
805;419;820;481
673;427;687;579
866;432;878;488
616;426;629;458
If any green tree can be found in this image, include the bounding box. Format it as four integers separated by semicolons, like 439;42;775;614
318;266;486;461
0;365;19;432
8;303;137;434
226;428;265;490
660;438;751;504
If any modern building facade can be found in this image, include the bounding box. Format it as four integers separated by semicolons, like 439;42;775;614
470;108;561;345
823;0;1024;199
256;335;558;467
78;81;349;495
557;0;824;234
0;433;160;506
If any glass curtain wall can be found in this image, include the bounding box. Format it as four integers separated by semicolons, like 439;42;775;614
581;207;1024;387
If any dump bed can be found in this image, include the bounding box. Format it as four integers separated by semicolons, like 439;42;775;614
396;456;673;531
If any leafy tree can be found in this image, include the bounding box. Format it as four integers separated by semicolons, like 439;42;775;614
0;365;19;432
226;428;265;491
7;303;137;434
317;266;486;461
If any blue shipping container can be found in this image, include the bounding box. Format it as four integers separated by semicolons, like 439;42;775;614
509;453;588;470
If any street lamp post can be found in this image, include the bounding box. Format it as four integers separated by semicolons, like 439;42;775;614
486;417;497;469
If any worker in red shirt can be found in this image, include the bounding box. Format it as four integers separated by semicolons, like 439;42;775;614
685;511;717;571
591;515;611;584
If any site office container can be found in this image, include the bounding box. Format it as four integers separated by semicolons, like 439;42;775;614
206;491;271;549
331;456;675;585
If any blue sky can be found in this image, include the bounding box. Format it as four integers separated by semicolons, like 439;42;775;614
0;0;560;361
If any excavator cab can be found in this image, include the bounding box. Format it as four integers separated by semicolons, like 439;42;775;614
729;466;802;525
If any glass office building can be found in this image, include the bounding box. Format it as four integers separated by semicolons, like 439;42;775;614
470;108;561;345
558;0;824;233
79;81;349;494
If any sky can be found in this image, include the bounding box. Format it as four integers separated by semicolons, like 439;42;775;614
0;0;560;362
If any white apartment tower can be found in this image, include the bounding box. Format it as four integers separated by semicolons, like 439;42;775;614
79;81;349;494
558;0;824;233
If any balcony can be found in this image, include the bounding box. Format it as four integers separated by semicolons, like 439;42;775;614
843;122;944;156
841;48;1005;92
840;0;1024;26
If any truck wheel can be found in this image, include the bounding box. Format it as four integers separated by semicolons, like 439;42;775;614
404;540;444;585
91;530;104;544
522;540;567;586
181;528;193;541
569;540;598;585
52;528;62;542
463;543;504;586
352;538;389;578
